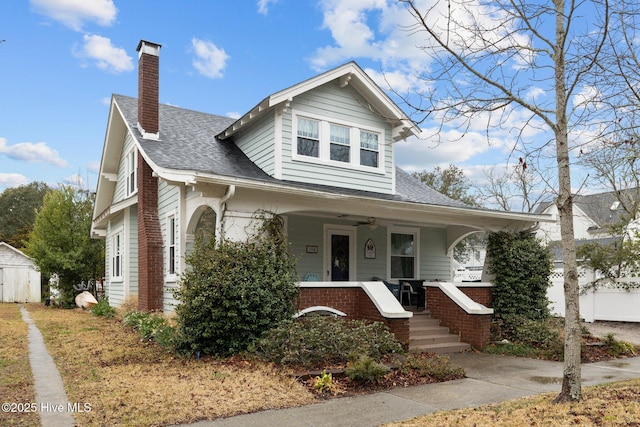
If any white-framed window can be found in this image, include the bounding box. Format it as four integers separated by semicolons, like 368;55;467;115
167;214;177;277
125;148;137;196
111;230;123;281
296;117;320;157
293;110;384;171
359;130;379;167
330;123;350;163
388;227;419;280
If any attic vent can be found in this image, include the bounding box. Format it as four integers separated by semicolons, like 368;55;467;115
610;201;621;210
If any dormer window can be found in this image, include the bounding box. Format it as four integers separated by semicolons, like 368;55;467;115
293;111;383;172
330;124;350;163
297;118;320;157
360;130;378;167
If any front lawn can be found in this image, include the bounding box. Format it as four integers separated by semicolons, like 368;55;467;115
25;304;314;427
0;304;39;427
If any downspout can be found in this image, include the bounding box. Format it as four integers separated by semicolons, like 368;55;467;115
216;185;236;240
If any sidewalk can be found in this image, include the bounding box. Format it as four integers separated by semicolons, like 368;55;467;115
172;352;640;427
19;305;76;427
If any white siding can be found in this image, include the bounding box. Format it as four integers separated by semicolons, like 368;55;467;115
106;213;125;306
420;228;452;281
280;81;394;194
113;133;138;204
234;112;276;175
157;180;181;311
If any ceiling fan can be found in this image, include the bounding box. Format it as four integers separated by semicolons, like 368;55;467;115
353;217;377;229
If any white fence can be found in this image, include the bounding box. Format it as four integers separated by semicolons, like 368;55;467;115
548;268;640;322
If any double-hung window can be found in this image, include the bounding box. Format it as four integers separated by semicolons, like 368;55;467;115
330;124;350;163
360;130;379;168
389;228;419;280
112;231;123;281
125;148;137;196
167;215;177;276
294;112;383;171
297;118;320;157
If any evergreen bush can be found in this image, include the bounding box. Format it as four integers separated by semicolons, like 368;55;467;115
173;213;299;357
486;231;552;320
251;315;403;366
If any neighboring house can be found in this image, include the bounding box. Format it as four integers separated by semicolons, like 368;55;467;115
91;40;549;348
0;242;41;303
536;188;640;249
536;188;640;322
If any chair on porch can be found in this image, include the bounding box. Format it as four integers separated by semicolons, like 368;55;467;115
372;277;401;302
401;282;419;308
304;273;322;282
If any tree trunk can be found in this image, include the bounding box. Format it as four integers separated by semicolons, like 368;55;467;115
553;0;582;403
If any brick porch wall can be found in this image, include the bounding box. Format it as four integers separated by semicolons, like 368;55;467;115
425;285;492;349
297;287;410;345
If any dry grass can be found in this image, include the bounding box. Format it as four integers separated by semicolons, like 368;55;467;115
25;303;314;426
0;303;39;427
386;380;640;426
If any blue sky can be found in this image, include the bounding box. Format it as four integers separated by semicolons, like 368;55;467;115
0;0;574;199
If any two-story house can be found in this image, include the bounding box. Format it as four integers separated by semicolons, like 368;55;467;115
91;40;549;349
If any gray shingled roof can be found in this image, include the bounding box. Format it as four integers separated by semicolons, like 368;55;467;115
114;94;472;210
536;188;640;228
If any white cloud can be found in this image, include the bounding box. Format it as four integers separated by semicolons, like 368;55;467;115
257;0;278;15
87;161;101;173
0;138;68;168
191;38;229;79
395;128;494;173
63;173;85;188
30;0;117;31
74;34;133;74
0;173;29;189
226;112;241;119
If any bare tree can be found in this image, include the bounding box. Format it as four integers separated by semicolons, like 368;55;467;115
397;0;629;402
477;160;551;213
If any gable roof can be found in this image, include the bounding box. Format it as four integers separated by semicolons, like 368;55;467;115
111;94;469;209
0;242;34;266
217;62;420;142
93;62;552;236
536;188;640;229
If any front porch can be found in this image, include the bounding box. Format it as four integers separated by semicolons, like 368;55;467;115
297;281;494;353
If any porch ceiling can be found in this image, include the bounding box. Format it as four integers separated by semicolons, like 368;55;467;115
293;197;550;234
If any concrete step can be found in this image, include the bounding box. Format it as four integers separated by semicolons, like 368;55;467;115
410;341;471;353
409;317;440;328
410;325;451;335
410;334;463;346
408;311;471;354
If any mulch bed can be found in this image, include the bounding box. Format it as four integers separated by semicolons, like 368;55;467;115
293;337;639;399
291;352;466;398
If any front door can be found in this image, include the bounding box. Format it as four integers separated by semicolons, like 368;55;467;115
324;226;356;281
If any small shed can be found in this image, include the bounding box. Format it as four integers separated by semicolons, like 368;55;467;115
0;242;41;303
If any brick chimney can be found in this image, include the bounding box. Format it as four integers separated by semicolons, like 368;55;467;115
136;40;161;139
136;39;164;312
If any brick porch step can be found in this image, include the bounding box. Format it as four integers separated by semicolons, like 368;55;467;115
408;311;471;354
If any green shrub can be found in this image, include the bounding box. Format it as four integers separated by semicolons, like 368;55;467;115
313;370;336;394
345;355;390;384
123;310;172;342
251;315;404;367
399;354;465;380
173;212;299;357
486;231;552;320
603;333;638;356
90;297;116;318
488;315;564;359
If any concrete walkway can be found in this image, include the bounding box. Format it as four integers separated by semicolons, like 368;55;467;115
19;305;75;427
173;352;640;427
